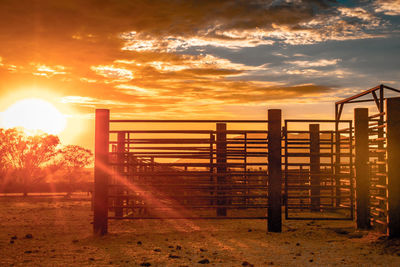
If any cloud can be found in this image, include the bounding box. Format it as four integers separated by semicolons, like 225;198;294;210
374;0;400;16
0;1;320;57
0;0;351;61
91;65;133;82
286;59;340;67
119;2;389;51
121;30;275;52
0;1;393;67
338;7;376;22
58;82;332;119
60;96;145;108
281;58;347;77
0;0;397;121
32;64;67;77
114;84;159;96
285;68;347;78
278;7;386;45
129;54;255;71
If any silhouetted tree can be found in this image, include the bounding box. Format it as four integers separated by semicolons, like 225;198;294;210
59;145;93;196
0;129;10;184
0;128;60;196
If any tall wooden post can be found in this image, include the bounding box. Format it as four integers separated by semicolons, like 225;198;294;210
94;109;110;235
115;132;125;218
209;133;215;206
310;124;320;211
268;109;282;232
335;119;342;207
216;123;227;216
386;97;400;238
354;108;370;229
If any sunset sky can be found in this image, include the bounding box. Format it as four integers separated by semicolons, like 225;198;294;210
0;0;399;149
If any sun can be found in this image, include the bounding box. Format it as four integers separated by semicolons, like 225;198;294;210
1;98;67;135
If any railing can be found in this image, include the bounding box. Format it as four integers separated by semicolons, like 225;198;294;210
283;120;353;220
106;120;270;220
368;112;388;231
93;98;400;237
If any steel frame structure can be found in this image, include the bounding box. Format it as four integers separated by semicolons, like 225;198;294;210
338;85;400;237
335;84;400;121
93;84;400;237
93;111;285;235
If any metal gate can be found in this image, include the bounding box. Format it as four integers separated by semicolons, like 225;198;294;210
283;119;354;220
368;111;388;231
107;119;269;219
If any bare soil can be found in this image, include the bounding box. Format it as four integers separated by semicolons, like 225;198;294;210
0;195;399;266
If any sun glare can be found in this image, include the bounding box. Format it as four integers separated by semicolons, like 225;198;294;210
1;98;67;135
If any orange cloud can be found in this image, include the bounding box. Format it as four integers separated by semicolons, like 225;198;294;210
374;0;400;15
0;0;395;122
32;64;67;78
91;65;133;82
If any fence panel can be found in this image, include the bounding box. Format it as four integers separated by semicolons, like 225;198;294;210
368;111;388;232
283;120;354;220
106;120;269;220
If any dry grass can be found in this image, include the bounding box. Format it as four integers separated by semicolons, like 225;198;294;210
0;195;399;266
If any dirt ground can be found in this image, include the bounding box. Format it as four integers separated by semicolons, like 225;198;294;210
0;196;399;266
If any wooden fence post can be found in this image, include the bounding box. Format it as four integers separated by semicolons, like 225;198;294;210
209;133;215;206
386;97;400;238
268;109;282;232
115;131;125;218
216;123;227;216
310;124;320;211
354;108;370;229
335;122;342;208
94;109;109;235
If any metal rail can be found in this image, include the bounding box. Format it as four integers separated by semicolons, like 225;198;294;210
283;119;353;220
107;121;269;220
368;112;388;233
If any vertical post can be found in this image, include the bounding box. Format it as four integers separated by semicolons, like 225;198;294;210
310;124;320;211
244;133;248;206
330;132;335;207
335;119;342;207
210;133;215;206
283;122;289;219
386;97;400;238
354;108;370;229
115;132;125;218
216;123;227;216
378;86;386;217
268;109;282;232
94;109;110;235
349;120;355;221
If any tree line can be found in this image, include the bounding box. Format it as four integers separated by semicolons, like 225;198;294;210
0;128;93;196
